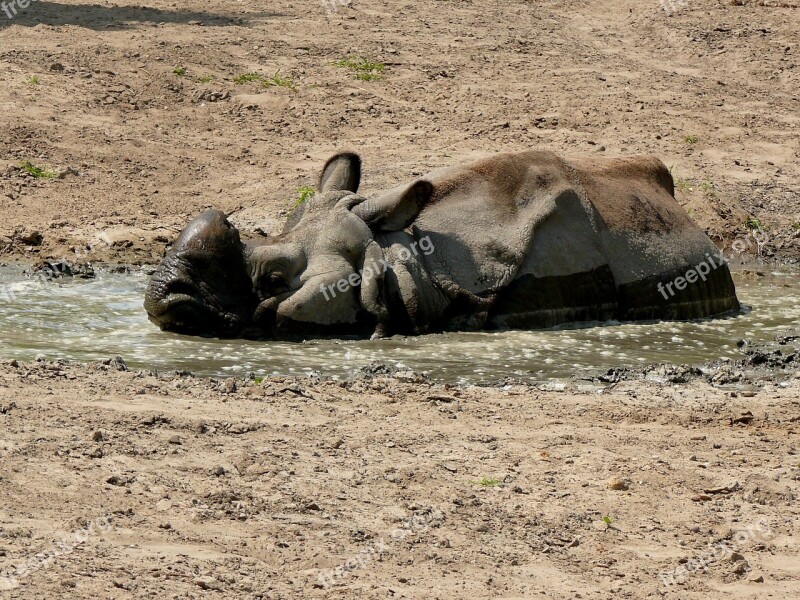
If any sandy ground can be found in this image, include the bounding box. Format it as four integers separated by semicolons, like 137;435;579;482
0;0;798;264
1;1;800;598
0;360;799;599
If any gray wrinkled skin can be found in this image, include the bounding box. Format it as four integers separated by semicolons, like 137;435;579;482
144;150;739;339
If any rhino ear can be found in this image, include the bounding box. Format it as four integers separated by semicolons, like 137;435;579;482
351;180;433;232
319;152;361;193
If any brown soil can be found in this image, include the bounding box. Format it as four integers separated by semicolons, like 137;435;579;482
1;361;799;598
0;0;798;265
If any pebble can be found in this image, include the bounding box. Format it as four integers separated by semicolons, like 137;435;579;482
194;576;223;590
607;476;629;491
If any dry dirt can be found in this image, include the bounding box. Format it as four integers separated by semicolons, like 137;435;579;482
0;361;799;599
1;0;799;598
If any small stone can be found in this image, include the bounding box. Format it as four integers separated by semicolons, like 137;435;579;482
213;466;226;476
17;230;43;245
50;62;65;71
749;573;764;583
88;446;104;459
168;435;182;445
194;576;222;590
92;430;104;442
607;476;629;491
730;560;750;575
725;552;746;563
156;499;172;511
305;501;322;511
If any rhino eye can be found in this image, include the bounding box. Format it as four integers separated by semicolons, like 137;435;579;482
257;271;289;300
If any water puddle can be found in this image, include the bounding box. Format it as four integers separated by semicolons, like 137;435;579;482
0;267;797;384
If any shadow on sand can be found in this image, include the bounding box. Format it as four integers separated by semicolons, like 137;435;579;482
0;1;282;29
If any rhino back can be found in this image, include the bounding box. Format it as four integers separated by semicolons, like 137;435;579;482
407;151;737;329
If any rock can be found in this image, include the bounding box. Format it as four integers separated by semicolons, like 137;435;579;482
749;573;764;583
92;430;104;442
32;259;95;281
730;560;750;575
167;435;182;445
16;230;43;246
725;552;746;563
49;62;65;71
194;576;223;590
105;356;128;371
607;476;629;491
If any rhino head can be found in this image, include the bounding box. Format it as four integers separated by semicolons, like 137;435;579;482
144;153;433;338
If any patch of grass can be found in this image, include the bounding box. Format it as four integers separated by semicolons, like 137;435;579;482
602;515;614;529
234;70;297;90
173;66;187;76
792;223;800;231
675;178;692;192
699;181;716;194
20;161;57;178
294;186;316;208
744;217;762;231
265;71;297;90
335;56;386;81
472;477;502;487
234;72;264;85
683;135;699;144
196;74;215;83
254;376;264;384
26;75;40;85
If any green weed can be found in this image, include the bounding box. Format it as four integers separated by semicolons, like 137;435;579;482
744;217;762;231
26;75;40;85
294;186;316;208
234;70;297;90
173;66;187;76
20;161;57;178
472;477;502;487
683;135;699;144
699;181;716;194
234;72;264;85
335;56;386;81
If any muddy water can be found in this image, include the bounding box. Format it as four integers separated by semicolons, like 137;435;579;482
0;268;797;383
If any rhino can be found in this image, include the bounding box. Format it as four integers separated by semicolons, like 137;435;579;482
144;150;740;339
